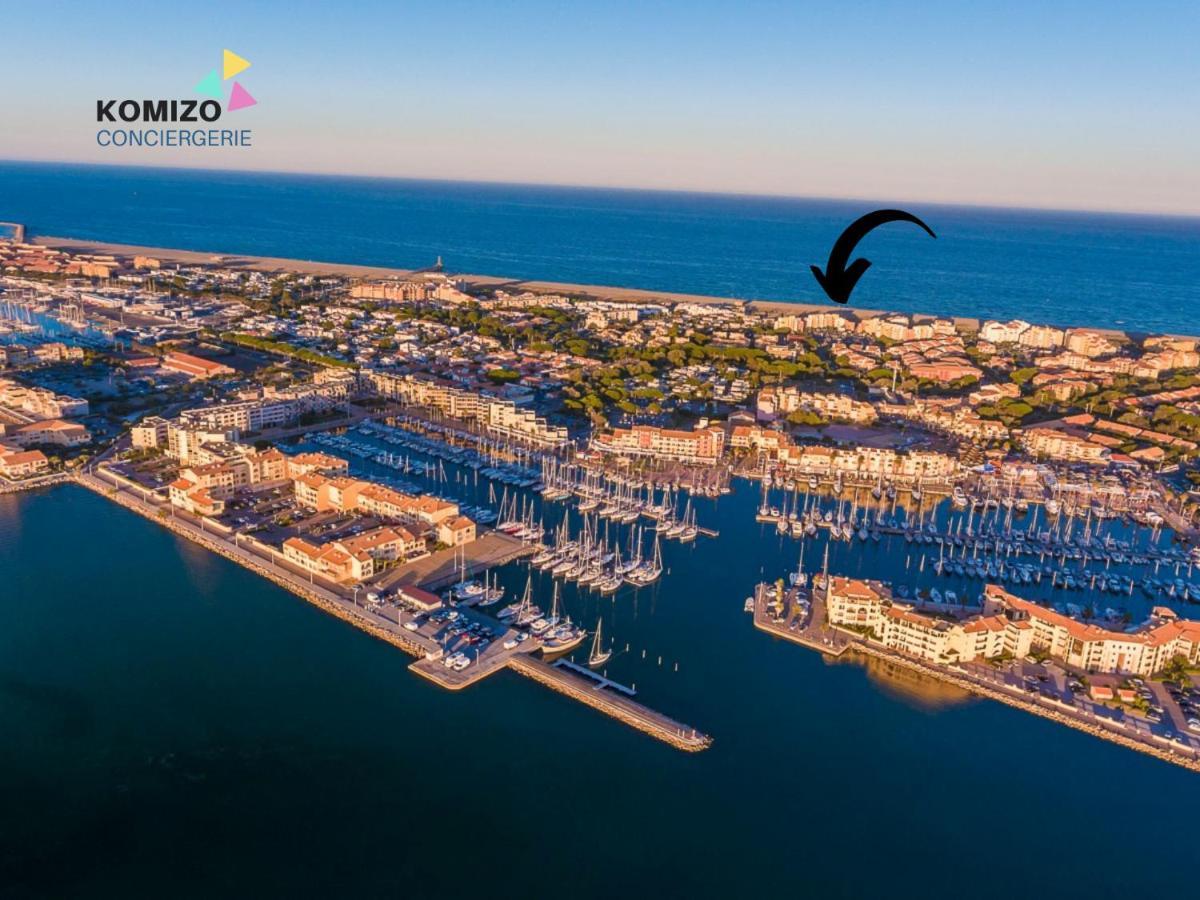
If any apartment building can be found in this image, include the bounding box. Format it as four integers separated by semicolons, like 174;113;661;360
828;579;1200;675
0;342;83;366
1019;324;1066;350
284;451;350;478
336;525;425;562
984;585;1200;676
166;423;236;464
181;398;297;434
727;424;792;455
350;279;434;303
178;379;348;436
727;423;959;479
779;443;958;480
0;376;90;420
365;370;568;448
879;400;1010;444
292;472;477;547
908;360;984;383
593;423;726;462
755;386;877;424
1064;329;1120;358
825;577;891;631
0;448;49;478
1019;427;1110;464
879;604;955;660
858;314;952;343
165;445;289;515
167;478;226;516
979;319;1031;344
282;536;374;584
131;415;170;450
799;311;853;332
3;419;91;447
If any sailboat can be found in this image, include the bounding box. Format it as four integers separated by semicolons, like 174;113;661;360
480;570;505;605
588;617;612;667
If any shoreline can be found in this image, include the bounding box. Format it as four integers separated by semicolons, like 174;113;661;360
30;232;1175;339
30;232;883;318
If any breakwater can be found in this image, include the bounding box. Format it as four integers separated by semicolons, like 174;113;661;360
509;655;711;752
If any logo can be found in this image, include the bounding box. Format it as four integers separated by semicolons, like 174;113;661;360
195;49;257;112
95;49;256;149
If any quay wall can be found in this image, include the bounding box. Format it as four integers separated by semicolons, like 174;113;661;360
0;472;71;494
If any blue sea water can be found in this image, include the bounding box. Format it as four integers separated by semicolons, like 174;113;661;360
1;161;1198;333
4;480;1200;898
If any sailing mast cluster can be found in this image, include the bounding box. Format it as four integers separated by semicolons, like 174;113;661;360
528;512;665;593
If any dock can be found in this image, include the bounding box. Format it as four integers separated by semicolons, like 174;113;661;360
752;581;853;657
554;658;637;696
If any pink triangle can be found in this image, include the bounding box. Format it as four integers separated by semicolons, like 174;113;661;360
227;81;257;111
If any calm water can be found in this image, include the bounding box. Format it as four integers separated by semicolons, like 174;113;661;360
3;481;1198;897
2;161;1199;333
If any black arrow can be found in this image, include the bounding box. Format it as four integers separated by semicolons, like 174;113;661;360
811;209;936;304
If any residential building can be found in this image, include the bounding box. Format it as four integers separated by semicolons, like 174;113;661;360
755;387;877;424
593;423;726;462
0;448;49;478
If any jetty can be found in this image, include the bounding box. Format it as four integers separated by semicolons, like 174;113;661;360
511;655;711;752
554;658;637;696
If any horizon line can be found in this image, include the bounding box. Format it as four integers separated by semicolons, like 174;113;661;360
3;156;1199;222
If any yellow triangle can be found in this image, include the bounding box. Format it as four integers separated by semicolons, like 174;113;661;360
223;49;251;80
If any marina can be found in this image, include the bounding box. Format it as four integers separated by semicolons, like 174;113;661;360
78;457;712;751
274;412;1200;770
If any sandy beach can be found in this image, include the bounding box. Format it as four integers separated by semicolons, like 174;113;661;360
31;233;986;329
32;232;1196;340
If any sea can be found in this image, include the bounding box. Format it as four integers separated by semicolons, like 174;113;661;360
3;163;1200;897
3;463;1199;897
1;161;1198;333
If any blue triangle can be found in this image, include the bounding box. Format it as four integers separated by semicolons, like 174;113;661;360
195;69;222;99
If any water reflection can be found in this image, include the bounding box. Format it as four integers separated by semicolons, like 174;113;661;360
832;650;976;711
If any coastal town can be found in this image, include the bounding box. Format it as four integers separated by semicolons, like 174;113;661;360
3;231;1200;768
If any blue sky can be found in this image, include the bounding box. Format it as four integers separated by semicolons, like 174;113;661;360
2;0;1197;213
